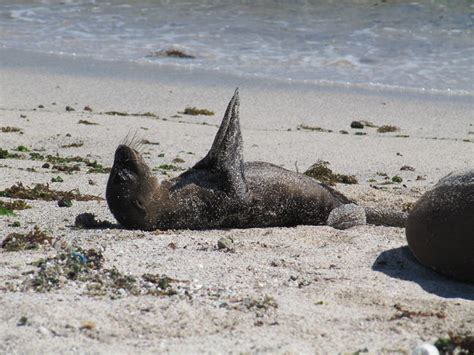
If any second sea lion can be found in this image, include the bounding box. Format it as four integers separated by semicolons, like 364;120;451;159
106;89;373;231
406;169;474;282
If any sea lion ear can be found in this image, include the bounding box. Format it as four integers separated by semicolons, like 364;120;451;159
193;88;247;198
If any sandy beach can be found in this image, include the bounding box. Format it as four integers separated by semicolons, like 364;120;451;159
0;49;473;354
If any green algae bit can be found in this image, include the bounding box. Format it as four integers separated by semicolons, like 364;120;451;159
0;207;15;216
51;176;64;183
391;175;403;183
15;145;30;152
0;148;22;159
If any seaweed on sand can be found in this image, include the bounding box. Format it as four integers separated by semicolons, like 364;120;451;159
304;160;358;186
181;107;214;116
22;248;185;298
0;182;103;202
377;125;399;133
435;332;474;354
2;226;52;252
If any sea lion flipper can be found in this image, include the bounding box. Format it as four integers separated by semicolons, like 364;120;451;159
194;89;247;198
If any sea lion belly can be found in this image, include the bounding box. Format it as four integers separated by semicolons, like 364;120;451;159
157;161;342;230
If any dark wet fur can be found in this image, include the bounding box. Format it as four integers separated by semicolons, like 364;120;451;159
106;89;357;231
406;170;474;282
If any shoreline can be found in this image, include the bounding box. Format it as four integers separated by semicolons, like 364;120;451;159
1;48;473;354
2;47;474;101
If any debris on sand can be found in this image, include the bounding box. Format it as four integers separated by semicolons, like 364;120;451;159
2;226;52;252
22;248;104;292
57;198;72;208
61;142;84;148
102;111;159;119
217;236;234;251
391;175;403;183
78;120;98;126
0;199;31;212
1;126;23;134
377;125;399;133
296;124;332;133
28;153;110;174
74;213;113;229
435;332;474;354
0;148;22;159
181;107;215;116
390;303;446;321
20;248;186;298
147;49;195;59
304;160;358;186
350;121;364;129
0;182;103;202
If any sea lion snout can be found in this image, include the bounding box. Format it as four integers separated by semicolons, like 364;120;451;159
113;145;145;174
106;144;159;230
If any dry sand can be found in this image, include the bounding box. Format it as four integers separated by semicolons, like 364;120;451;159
0;50;473;354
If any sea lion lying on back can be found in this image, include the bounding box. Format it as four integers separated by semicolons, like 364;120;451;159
107;89;397;231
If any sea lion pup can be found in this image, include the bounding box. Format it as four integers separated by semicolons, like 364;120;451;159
406;169;474;283
106;89;368;231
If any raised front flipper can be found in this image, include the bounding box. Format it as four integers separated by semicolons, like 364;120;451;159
193;89;247;198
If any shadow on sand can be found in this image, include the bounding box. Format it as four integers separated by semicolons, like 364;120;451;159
372;246;474;300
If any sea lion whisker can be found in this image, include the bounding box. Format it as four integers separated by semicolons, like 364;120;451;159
128;130;138;148
131;130;144;151
122;130;133;146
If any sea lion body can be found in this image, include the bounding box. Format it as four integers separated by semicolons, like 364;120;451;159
406;169;474;282
106;90;364;231
150;161;348;230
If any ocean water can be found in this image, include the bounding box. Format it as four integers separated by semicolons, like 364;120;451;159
1;0;473;95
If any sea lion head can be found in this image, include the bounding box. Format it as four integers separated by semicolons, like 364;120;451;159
106;144;159;230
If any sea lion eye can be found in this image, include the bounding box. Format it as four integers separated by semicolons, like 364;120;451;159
132;199;145;212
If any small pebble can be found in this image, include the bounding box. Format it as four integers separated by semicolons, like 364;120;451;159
17;316;28;326
350;121;364;129
412;343;439;355
58;198;73;208
38;326;50;336
217;236;234;250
